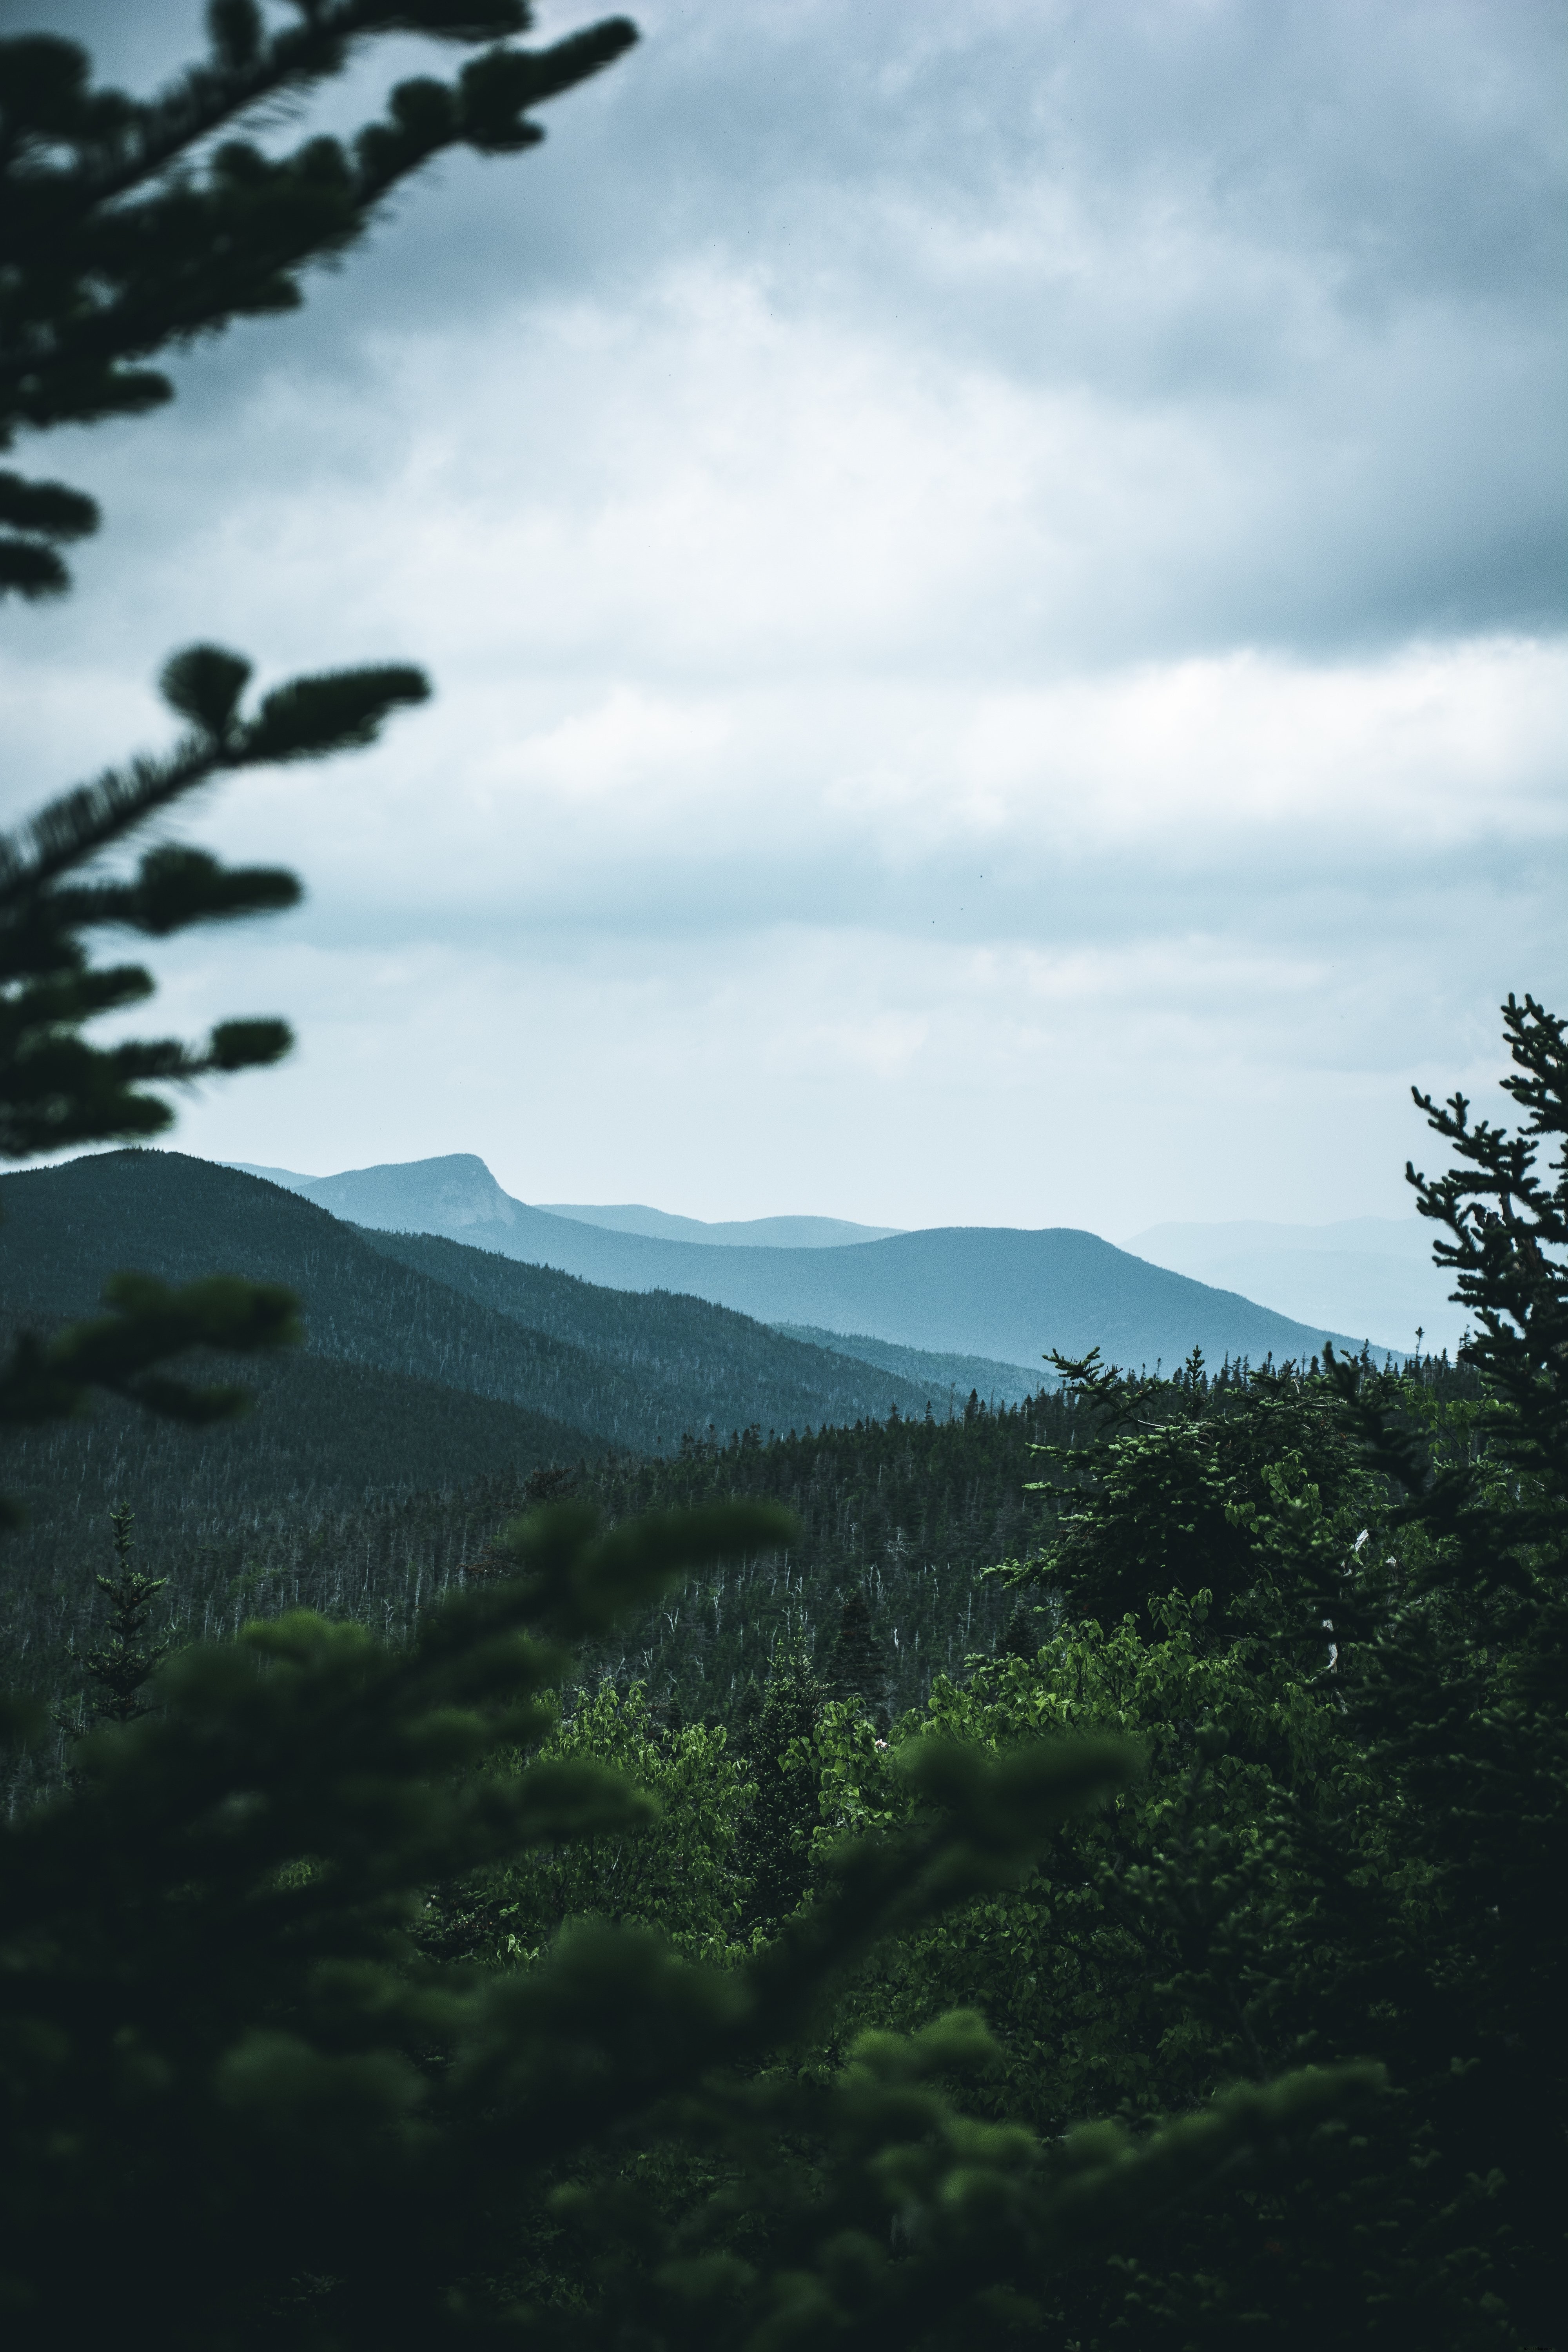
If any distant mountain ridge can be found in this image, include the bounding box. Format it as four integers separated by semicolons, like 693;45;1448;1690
232;1166;901;1250
4;1154;942;1451
225;1153;1394;1368
539;1204;904;1248
1126;1216;1463;1356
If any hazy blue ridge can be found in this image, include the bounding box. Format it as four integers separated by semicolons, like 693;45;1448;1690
1125;1218;1464;1356
241;1152;1399;1367
535;1203;904;1247
769;1323;1049;1406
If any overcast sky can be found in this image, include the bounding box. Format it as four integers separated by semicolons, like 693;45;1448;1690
3;0;1564;1233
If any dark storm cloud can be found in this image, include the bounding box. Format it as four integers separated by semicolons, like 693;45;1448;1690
16;0;1566;657
1;0;1563;1226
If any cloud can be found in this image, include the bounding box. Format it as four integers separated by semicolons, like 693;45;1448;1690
2;0;1564;1229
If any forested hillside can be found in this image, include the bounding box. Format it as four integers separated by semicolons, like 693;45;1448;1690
574;1394;1073;1709
770;1321;1043;1405
0;1354;584;1681
2;1387;1073;1726
0;1151;947;1448
349;1221;948;1429
1;1151;1002;1697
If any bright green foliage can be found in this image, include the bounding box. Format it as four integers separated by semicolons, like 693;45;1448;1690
449;1679;758;1967
735;1637;828;1939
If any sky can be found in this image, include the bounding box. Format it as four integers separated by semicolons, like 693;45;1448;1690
2;0;1565;1234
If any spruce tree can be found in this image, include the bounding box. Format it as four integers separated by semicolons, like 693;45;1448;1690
79;1504;172;1728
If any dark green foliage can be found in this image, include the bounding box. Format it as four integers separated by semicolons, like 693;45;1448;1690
1020;1345;1383;1647
581;1394;1075;1711
734;1639;826;1937
0;1361;591;1741
829;1584;891;1715
994;1602;1043;1661
0;4;637;596
354;1219;953;1430
784;997;1568;2348
73;1504;171;1728
0;1497;1372;2347
1328;990;1568;1596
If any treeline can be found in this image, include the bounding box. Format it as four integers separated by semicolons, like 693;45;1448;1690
2;1386;1073;1727
13;1350;1470;1737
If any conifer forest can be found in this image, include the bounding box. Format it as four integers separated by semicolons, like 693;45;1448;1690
0;8;1563;2348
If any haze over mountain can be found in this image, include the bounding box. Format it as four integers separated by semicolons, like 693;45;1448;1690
540;1205;904;1249
1126;1218;1464;1357
235;1172;900;1251
226;1154;1394;1371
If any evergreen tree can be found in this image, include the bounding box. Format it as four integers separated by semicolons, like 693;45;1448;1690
797;995;1568;2347
829;1581;890;1715
79;1504;172;1728
994;1601;1041;1662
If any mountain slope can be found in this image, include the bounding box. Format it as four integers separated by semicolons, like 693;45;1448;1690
537;1204;905;1247
1125;1218;1461;1355
1;1352;580;1590
0;1152;945;1452
770;1324;1044;1407
345;1225;950;1433
234;1152;1395;1366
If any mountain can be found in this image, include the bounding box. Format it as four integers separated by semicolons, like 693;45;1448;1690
229;1167;901;1250
226;1152;1396;1367
1125;1218;1462;1356
0;1152;980;1669
1;1153;946;1456
538;1205;905;1248
769;1324;1045;1407
343;1224;951;1433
